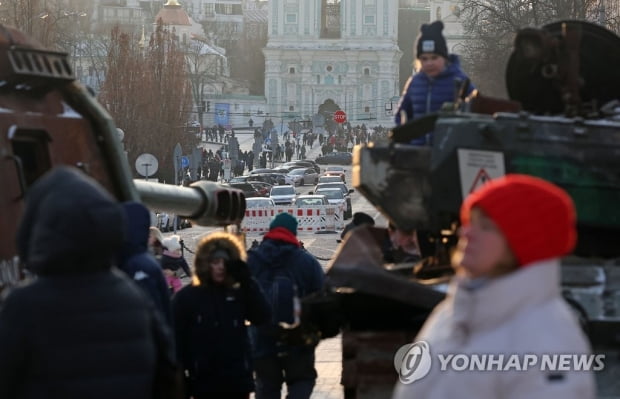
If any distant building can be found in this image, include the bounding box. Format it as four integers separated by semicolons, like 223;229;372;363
264;0;402;127
154;0;204;43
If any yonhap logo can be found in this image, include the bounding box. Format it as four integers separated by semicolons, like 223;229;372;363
393;341;432;384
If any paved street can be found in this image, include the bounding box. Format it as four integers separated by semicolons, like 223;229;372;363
165;131;389;398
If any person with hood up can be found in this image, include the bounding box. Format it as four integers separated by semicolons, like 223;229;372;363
118;201;173;326
172;231;270;399
340;211;375;241
394;20;475;144
392;174;595;399
0;166;178;399
247;213;325;399
161;234;192;294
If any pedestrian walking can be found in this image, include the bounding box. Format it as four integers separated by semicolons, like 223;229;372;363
247;213;325;399
394;20;475;144
119;201;173;326
161;235;192;294
392;174;595;399
172;232;270;399
0;166;179;399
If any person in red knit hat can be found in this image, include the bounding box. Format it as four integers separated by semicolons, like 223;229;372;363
393;174;596;399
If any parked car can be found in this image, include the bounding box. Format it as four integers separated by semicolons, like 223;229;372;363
249;168;277;175
283;161;321;174
246;197;276;208
314;188;349;218
287;167;319;186
318;175;343;184
227;182;261;198
248;173;281;185
248;181;273;197
323;166;346;182
263;172;294;185
294;195;329;207
269;185;297;205
312;182;353;197
311;182;353;219
315;151;353;165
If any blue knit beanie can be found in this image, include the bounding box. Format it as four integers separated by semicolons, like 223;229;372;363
270;213;298;236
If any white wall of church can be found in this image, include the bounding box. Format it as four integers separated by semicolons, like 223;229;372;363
264;0;402;126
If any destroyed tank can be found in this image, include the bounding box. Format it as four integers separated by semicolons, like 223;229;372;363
0;26;245;293
320;20;620;398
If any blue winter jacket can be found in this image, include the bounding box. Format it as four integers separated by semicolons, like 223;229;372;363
394;54;475;144
247;238;325;358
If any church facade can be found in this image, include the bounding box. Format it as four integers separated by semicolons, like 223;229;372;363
264;0;402;126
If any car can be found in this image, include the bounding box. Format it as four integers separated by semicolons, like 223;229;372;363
249;168;277;175
263;172;295;186
283;161;321;174
317;175;343;184
323;166;346;182
248;173;282;185
294;194;329;207
312;182;353;219
315;151;353;165
269;185;297;205
314;188;348;217
246;197;276;208
248;181;273;197
287;167;319;186
312;182;353;197
227;182;261;198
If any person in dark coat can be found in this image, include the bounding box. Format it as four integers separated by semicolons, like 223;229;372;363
394;20;475;144
340;211;375;240
0;166;177;399
247;213;325;399
172;231;270;399
118;201;173;325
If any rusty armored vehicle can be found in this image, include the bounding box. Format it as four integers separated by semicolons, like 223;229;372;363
319;20;620;398
0;26;245;294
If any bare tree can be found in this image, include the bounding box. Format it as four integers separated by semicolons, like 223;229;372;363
229;20;267;95
457;0;599;97
99;22;196;183
184;38;227;129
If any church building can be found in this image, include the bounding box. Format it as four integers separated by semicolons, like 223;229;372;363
264;0;402;126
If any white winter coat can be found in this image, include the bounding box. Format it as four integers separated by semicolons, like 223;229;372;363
392;259;596;399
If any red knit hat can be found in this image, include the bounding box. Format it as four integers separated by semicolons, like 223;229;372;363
460;174;577;267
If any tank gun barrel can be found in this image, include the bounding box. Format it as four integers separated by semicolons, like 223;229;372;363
134;180;246;227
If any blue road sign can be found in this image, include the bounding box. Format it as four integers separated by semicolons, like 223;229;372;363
181;156;190;168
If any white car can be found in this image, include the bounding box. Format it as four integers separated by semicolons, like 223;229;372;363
287;167;319;186
246;197;276;208
294;195;329;207
269;185;297;205
314;188;347;215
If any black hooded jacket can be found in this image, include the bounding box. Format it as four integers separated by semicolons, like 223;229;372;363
118;201;173;325
0;166;176;399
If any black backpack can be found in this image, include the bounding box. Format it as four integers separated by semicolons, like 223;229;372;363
255;251;301;331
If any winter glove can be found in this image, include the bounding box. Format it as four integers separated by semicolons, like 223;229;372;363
227;259;252;285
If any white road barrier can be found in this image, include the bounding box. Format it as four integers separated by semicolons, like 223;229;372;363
241;205;344;233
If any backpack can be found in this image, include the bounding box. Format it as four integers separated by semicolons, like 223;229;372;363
255;251;301;331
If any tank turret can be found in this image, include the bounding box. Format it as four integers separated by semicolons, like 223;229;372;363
0;26;245;291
